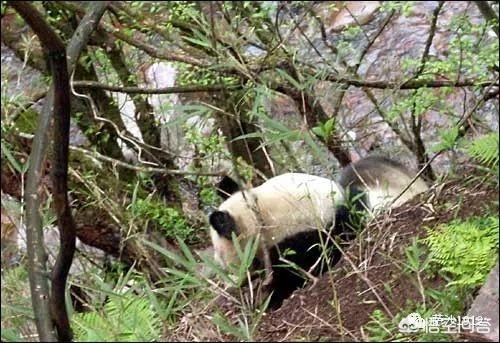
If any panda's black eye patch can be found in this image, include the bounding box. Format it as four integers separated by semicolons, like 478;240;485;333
209;211;236;239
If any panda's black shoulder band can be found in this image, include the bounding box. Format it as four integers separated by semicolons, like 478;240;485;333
217;176;240;200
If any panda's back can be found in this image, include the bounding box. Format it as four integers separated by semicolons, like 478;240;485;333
220;173;344;244
259;173;343;203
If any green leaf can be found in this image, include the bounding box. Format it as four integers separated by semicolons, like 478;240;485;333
199;252;235;285
182;36;212;48
1;142;27;173
232;132;265;141
324;118;335;138
177;238;197;266
275;68;303;90
311;126;325;139
142;239;192;272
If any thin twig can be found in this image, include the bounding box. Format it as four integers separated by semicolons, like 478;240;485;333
70;71;159;167
355;10;396;71
333;240;395;319
16;131;225;177
69;145;225;176
408;1;444;180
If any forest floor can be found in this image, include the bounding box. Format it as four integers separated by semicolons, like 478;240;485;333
181;174;498;342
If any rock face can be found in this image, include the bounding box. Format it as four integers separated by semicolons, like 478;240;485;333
329;1;381;32
467;262;499;342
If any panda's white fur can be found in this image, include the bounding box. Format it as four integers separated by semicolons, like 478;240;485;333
210;173;344;268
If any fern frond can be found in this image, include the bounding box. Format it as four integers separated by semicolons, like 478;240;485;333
72;294;162;342
424;216;499;288
466;133;499;169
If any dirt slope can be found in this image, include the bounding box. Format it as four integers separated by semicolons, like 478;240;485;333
255;178;498;341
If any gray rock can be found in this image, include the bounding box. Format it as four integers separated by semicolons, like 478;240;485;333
467;262;499;342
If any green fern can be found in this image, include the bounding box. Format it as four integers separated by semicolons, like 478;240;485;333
72;294;162;342
466;132;499;170
424;216;499;287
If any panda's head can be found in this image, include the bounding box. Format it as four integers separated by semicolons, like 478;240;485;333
208;209;239;268
209;173;264;269
208;185;261;269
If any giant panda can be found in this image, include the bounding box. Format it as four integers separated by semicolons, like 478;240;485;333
209;172;347;308
209;157;429;308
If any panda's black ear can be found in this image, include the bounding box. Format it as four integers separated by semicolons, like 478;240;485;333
209;211;235;239
216;176;240;200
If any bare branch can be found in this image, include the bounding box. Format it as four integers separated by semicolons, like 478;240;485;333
72;80;242;94
69;146;225;177
49;48;74;342
475;1;499;37
355;10;396;71
19;130;227;177
329;9;395;124
108;26;208;67
362;87;414;148
11;1;69;341
275;83;352;167
323;75;497;89
416;1;444;76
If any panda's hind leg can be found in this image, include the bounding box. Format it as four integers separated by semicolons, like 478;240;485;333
263;229;339;309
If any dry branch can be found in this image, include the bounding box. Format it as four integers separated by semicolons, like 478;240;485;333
69;145;226;177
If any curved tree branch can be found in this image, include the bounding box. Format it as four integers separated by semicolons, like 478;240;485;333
9;1;109;341
49;47;74;342
11;1;71;341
